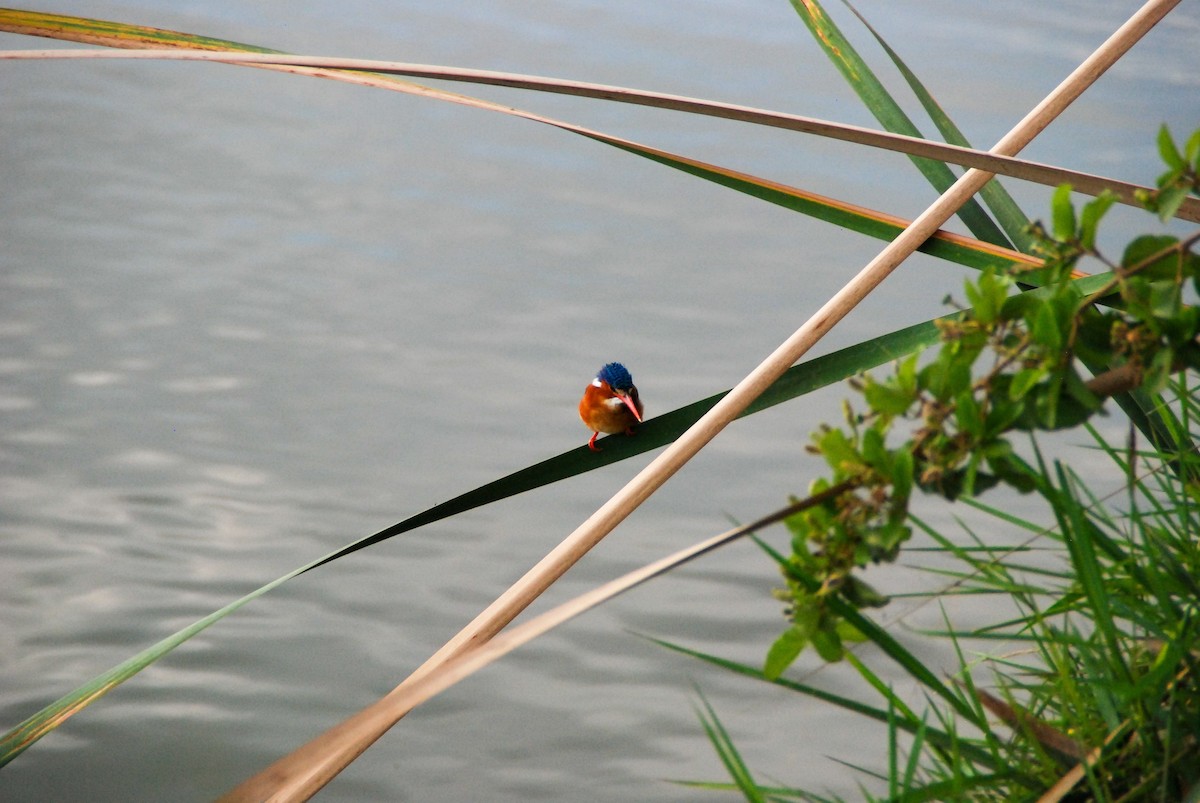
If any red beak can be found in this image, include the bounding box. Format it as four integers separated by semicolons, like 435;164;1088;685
617;392;642;422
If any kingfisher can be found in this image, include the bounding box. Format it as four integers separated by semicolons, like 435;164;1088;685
579;362;644;452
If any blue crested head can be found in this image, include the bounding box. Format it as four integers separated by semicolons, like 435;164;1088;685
597;362;634;391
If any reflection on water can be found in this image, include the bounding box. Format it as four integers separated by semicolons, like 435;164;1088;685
2;1;1197;799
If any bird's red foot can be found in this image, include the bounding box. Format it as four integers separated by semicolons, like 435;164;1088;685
587;432;602;451
623;426;637;436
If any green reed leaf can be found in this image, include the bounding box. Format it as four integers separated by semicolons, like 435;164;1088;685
788;0;1012;249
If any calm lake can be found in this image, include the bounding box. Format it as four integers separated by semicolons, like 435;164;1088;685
2;1;1197;799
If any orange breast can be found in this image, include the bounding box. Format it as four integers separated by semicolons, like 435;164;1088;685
579;384;642;434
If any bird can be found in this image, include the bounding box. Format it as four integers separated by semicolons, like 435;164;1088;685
579;362;644;452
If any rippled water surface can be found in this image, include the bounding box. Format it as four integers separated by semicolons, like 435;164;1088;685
2;1;1197;799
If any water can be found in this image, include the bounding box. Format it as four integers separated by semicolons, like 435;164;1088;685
1;1;1197;799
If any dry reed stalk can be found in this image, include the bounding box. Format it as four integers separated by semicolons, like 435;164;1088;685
4;46;1196;221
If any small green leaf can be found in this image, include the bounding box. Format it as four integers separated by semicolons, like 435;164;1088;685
984;269;1011;305
1147;280;1182;319
811;627;845;663
1051;184;1076;241
817;427;860;474
843;577;890;608
1157;124;1186;170
984;392;1025;436
1078;191;1116;250
1031;302;1064;351
1000;290;1038;321
895;353;919;394
782;495;809;540
764;626;807;680
1034;374;1064;429
955;390;983;438
944;358;974;399
963;279;983;313
966;270;1009;324
1142;346;1175;396
861;426;888;470
1165;306;1200;345
1156;184;1192;223
1009;367;1044;401
1122;234;1179;274
1038;373;1098;430
1185;249;1200;280
890;447;914;501
980;438;1013;460
835;619;868;644
793;601;821;639
1185;128;1200;168
863;376;915;416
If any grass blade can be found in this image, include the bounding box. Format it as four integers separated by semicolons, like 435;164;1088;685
692;691;766;803
802;568;985;728
837;0;1035;251
789;0;1012;247
0;569;303;766
647;637;1004;772
600;140;1037;272
1047;463;1131;683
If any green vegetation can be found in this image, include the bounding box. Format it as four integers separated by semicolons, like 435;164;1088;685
644;4;1200;798
682;129;1200;801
